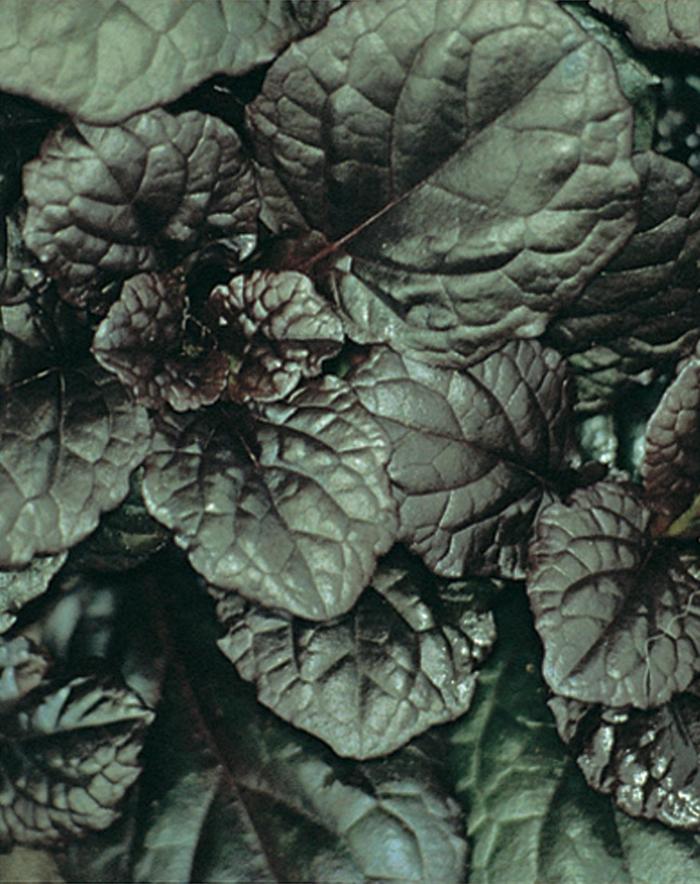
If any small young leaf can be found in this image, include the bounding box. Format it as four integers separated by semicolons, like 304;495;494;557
92;272;228;412
214;557;496;759
209;269;344;403
528;480;700;708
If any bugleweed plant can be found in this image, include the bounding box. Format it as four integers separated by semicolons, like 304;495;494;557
1;1;700;881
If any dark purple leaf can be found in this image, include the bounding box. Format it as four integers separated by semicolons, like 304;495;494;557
643;352;700;526
213;560;496;759
349;340;573;579
92;272;228;412
589;1;700;53
22;109;259;305
547;152;700;408
550;692;700;831
0;675;154;847
0;0;344;124
248;0;639;365
0;366;151;567
142;378;397;620
528;480;700;708
209;269;344;403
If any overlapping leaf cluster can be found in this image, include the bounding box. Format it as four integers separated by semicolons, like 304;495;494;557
1;0;700;879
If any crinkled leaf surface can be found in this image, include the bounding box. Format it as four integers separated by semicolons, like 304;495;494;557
248;0;639;365
528;480;700;708
0;674;154;847
58;575;468;883
213;555;496;759
551;692;700;831
0;365;151;567
143;377;397;619
547;152;700;406
643;353;700;525
449;587;700;883
349;340;573;578
23;109;259;304
0;554;66;634
209;270;344;403
0;0;343;124
92;272;228;412
589;0;700;53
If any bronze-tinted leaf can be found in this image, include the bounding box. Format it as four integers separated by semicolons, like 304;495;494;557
248;0;639;365
349;340;573;578
92;272;228;412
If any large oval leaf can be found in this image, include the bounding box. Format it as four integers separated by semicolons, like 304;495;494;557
528;480;700;708
0;0;343;124
214;557;496;759
349;340;573;578
23;109;259;304
0;366;151;567
248;0;639;365
142;378;397;620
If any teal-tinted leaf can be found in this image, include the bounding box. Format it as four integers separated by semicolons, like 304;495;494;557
562;1;660;150
214;554;496;759
643;353;700;526
0;0;343;124
209;270;344;403
551;692;700;831
0;365;151;567
249;0;639;366
448;587;700;882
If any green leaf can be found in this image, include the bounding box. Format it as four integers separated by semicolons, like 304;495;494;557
59;570;469;882
0;0;343;124
447;587;700;883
